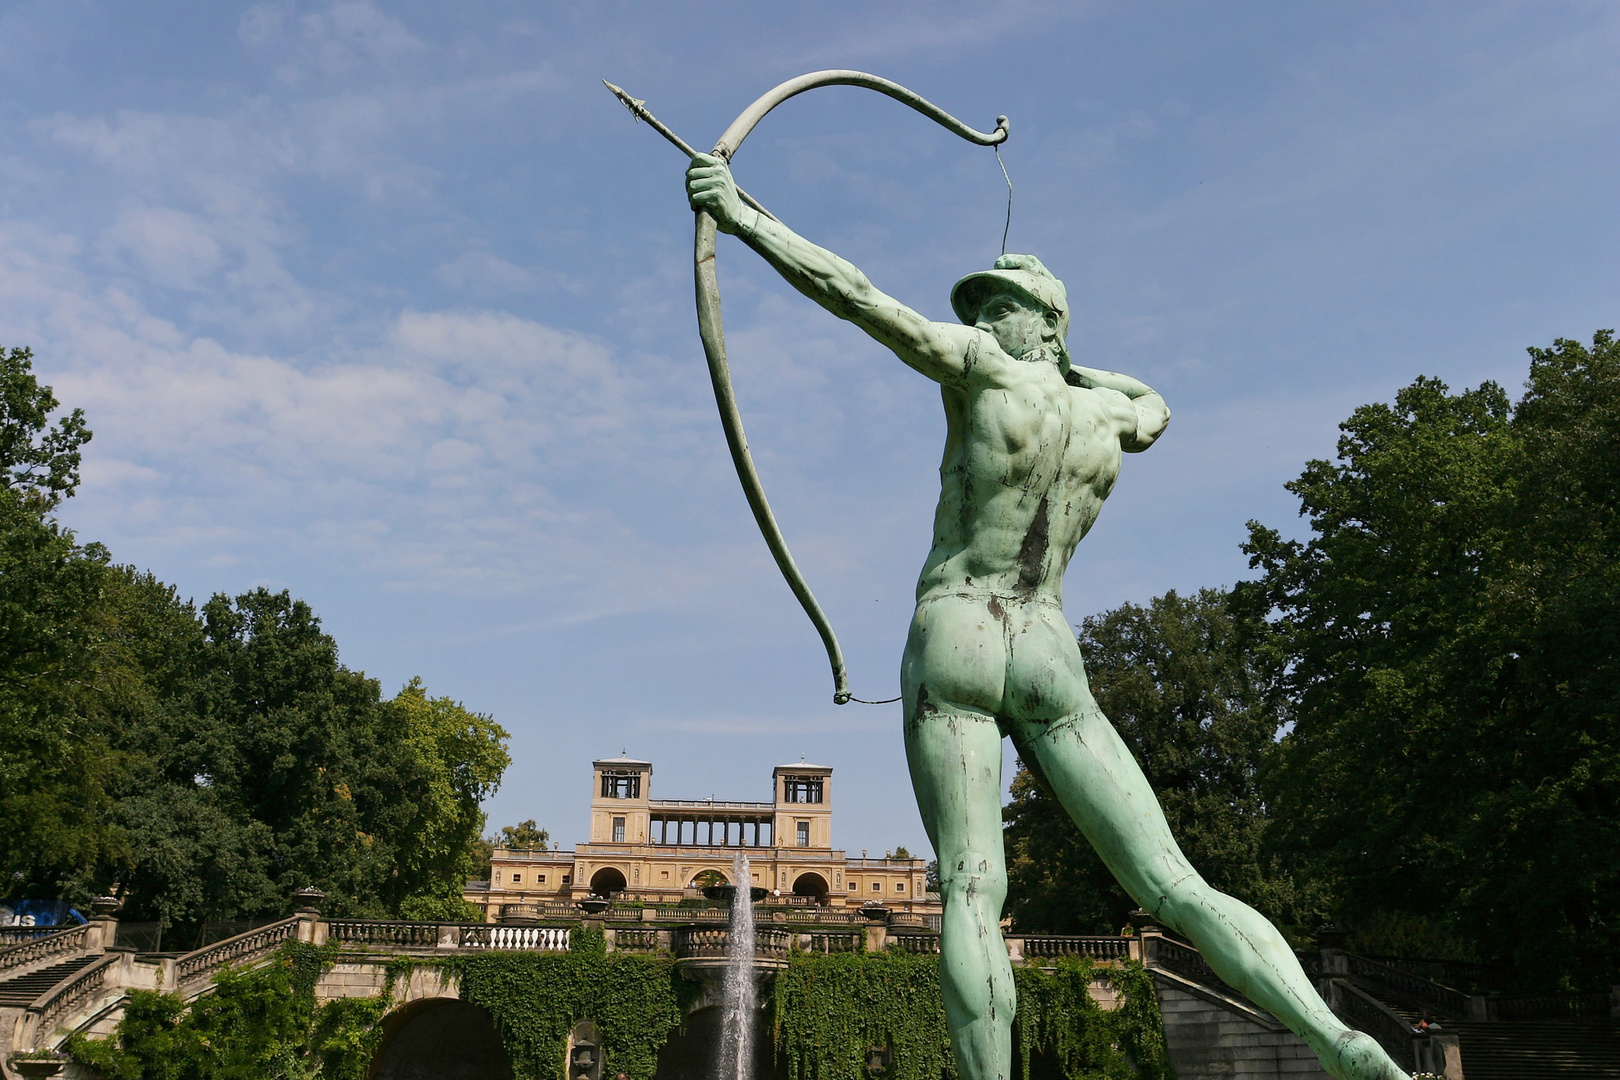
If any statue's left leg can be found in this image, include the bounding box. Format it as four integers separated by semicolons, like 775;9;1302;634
1002;610;1409;1080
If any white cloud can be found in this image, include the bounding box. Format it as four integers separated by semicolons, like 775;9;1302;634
0;212;755;617
101;207;223;290
240;1;425;84
434;251;542;295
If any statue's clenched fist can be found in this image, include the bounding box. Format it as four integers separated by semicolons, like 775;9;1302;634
686;154;747;234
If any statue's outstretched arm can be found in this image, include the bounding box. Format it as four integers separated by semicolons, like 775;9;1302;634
687;155;977;386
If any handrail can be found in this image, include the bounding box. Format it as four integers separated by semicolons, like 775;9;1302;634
609;928;659;952
459;925;571;952
1343;952;1470;1017
1493;989;1613;1021
25;952;119;1046
1020;935;1131;961
1364;953;1511;992
0;924;90;977
173;916;300;988
802;931;862;954
1332;979;1418;1072
326;920;441;949
0;925;71;946
673;927;793;959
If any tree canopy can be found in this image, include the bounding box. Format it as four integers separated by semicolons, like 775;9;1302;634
1004;331;1619;991
0;347;510;937
0;344;90;510
1242;331;1620;987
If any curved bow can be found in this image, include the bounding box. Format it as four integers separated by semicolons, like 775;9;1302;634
693;71;1009;705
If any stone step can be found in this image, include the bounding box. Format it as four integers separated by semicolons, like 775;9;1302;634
0;955;97;1005
1451;1021;1620;1080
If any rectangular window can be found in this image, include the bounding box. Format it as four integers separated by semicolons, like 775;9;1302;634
896;882;905;893
796;820;809;847
872;881;881;892
848;882;858;891
782;776;824;803
538;874;547;884
601;772;641;799
612;816;626;843
511;873;522;883
562;874;571;884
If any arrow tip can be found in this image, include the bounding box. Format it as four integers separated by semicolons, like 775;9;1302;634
602;79;645;114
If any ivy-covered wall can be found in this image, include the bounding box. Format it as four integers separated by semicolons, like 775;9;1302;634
440;927;693;1080
67;935;1170;1080
773;952;1171;1080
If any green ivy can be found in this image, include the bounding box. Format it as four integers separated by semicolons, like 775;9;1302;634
441;928;693;1080
1012;959;1172;1080
772;952;1171;1080
65;943;389;1080
773;950;955;1080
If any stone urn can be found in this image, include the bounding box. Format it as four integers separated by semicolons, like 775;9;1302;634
290;886;327;915
8;1054;68;1078
1127;908;1162;934
89;895;121;917
860;904;891;923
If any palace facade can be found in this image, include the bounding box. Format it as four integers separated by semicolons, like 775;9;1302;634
465;756;938;921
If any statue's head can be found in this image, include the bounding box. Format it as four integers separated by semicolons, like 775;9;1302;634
951;254;1069;369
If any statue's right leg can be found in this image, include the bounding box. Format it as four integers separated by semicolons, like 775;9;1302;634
902;598;1015;1080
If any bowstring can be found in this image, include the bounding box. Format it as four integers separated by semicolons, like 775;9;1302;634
995;144;1013;256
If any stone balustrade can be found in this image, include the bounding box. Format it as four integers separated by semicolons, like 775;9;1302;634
459;925;571;952
0;925;91;978
175;916;302;990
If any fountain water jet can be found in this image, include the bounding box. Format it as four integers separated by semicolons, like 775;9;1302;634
717;851;756;1080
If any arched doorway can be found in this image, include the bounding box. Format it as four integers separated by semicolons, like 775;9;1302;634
690;869;728;889
371;999;512;1080
589;866;627;896
653;1005;773;1080
791;873;829;904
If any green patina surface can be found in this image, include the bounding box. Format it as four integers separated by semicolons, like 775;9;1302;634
683;113;1408;1079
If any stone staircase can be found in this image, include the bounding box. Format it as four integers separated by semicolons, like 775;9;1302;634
1448;1021;1620;1080
0;957;98;1006
1336;957;1620;1080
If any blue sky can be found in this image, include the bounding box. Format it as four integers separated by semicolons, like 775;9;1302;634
2;2;1615;858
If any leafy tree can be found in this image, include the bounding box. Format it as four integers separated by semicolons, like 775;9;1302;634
892;846;911;859
0;345;510;933
497;819;549;850
387;678;510;913
1003;589;1317;937
68;944;386;1080
0;497;129;899
0;345;90;510
1244;332;1620;988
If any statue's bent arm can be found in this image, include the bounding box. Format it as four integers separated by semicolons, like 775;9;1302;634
1069;364;1172;452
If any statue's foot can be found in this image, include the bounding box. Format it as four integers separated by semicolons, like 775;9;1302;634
1329;1030;1409;1080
